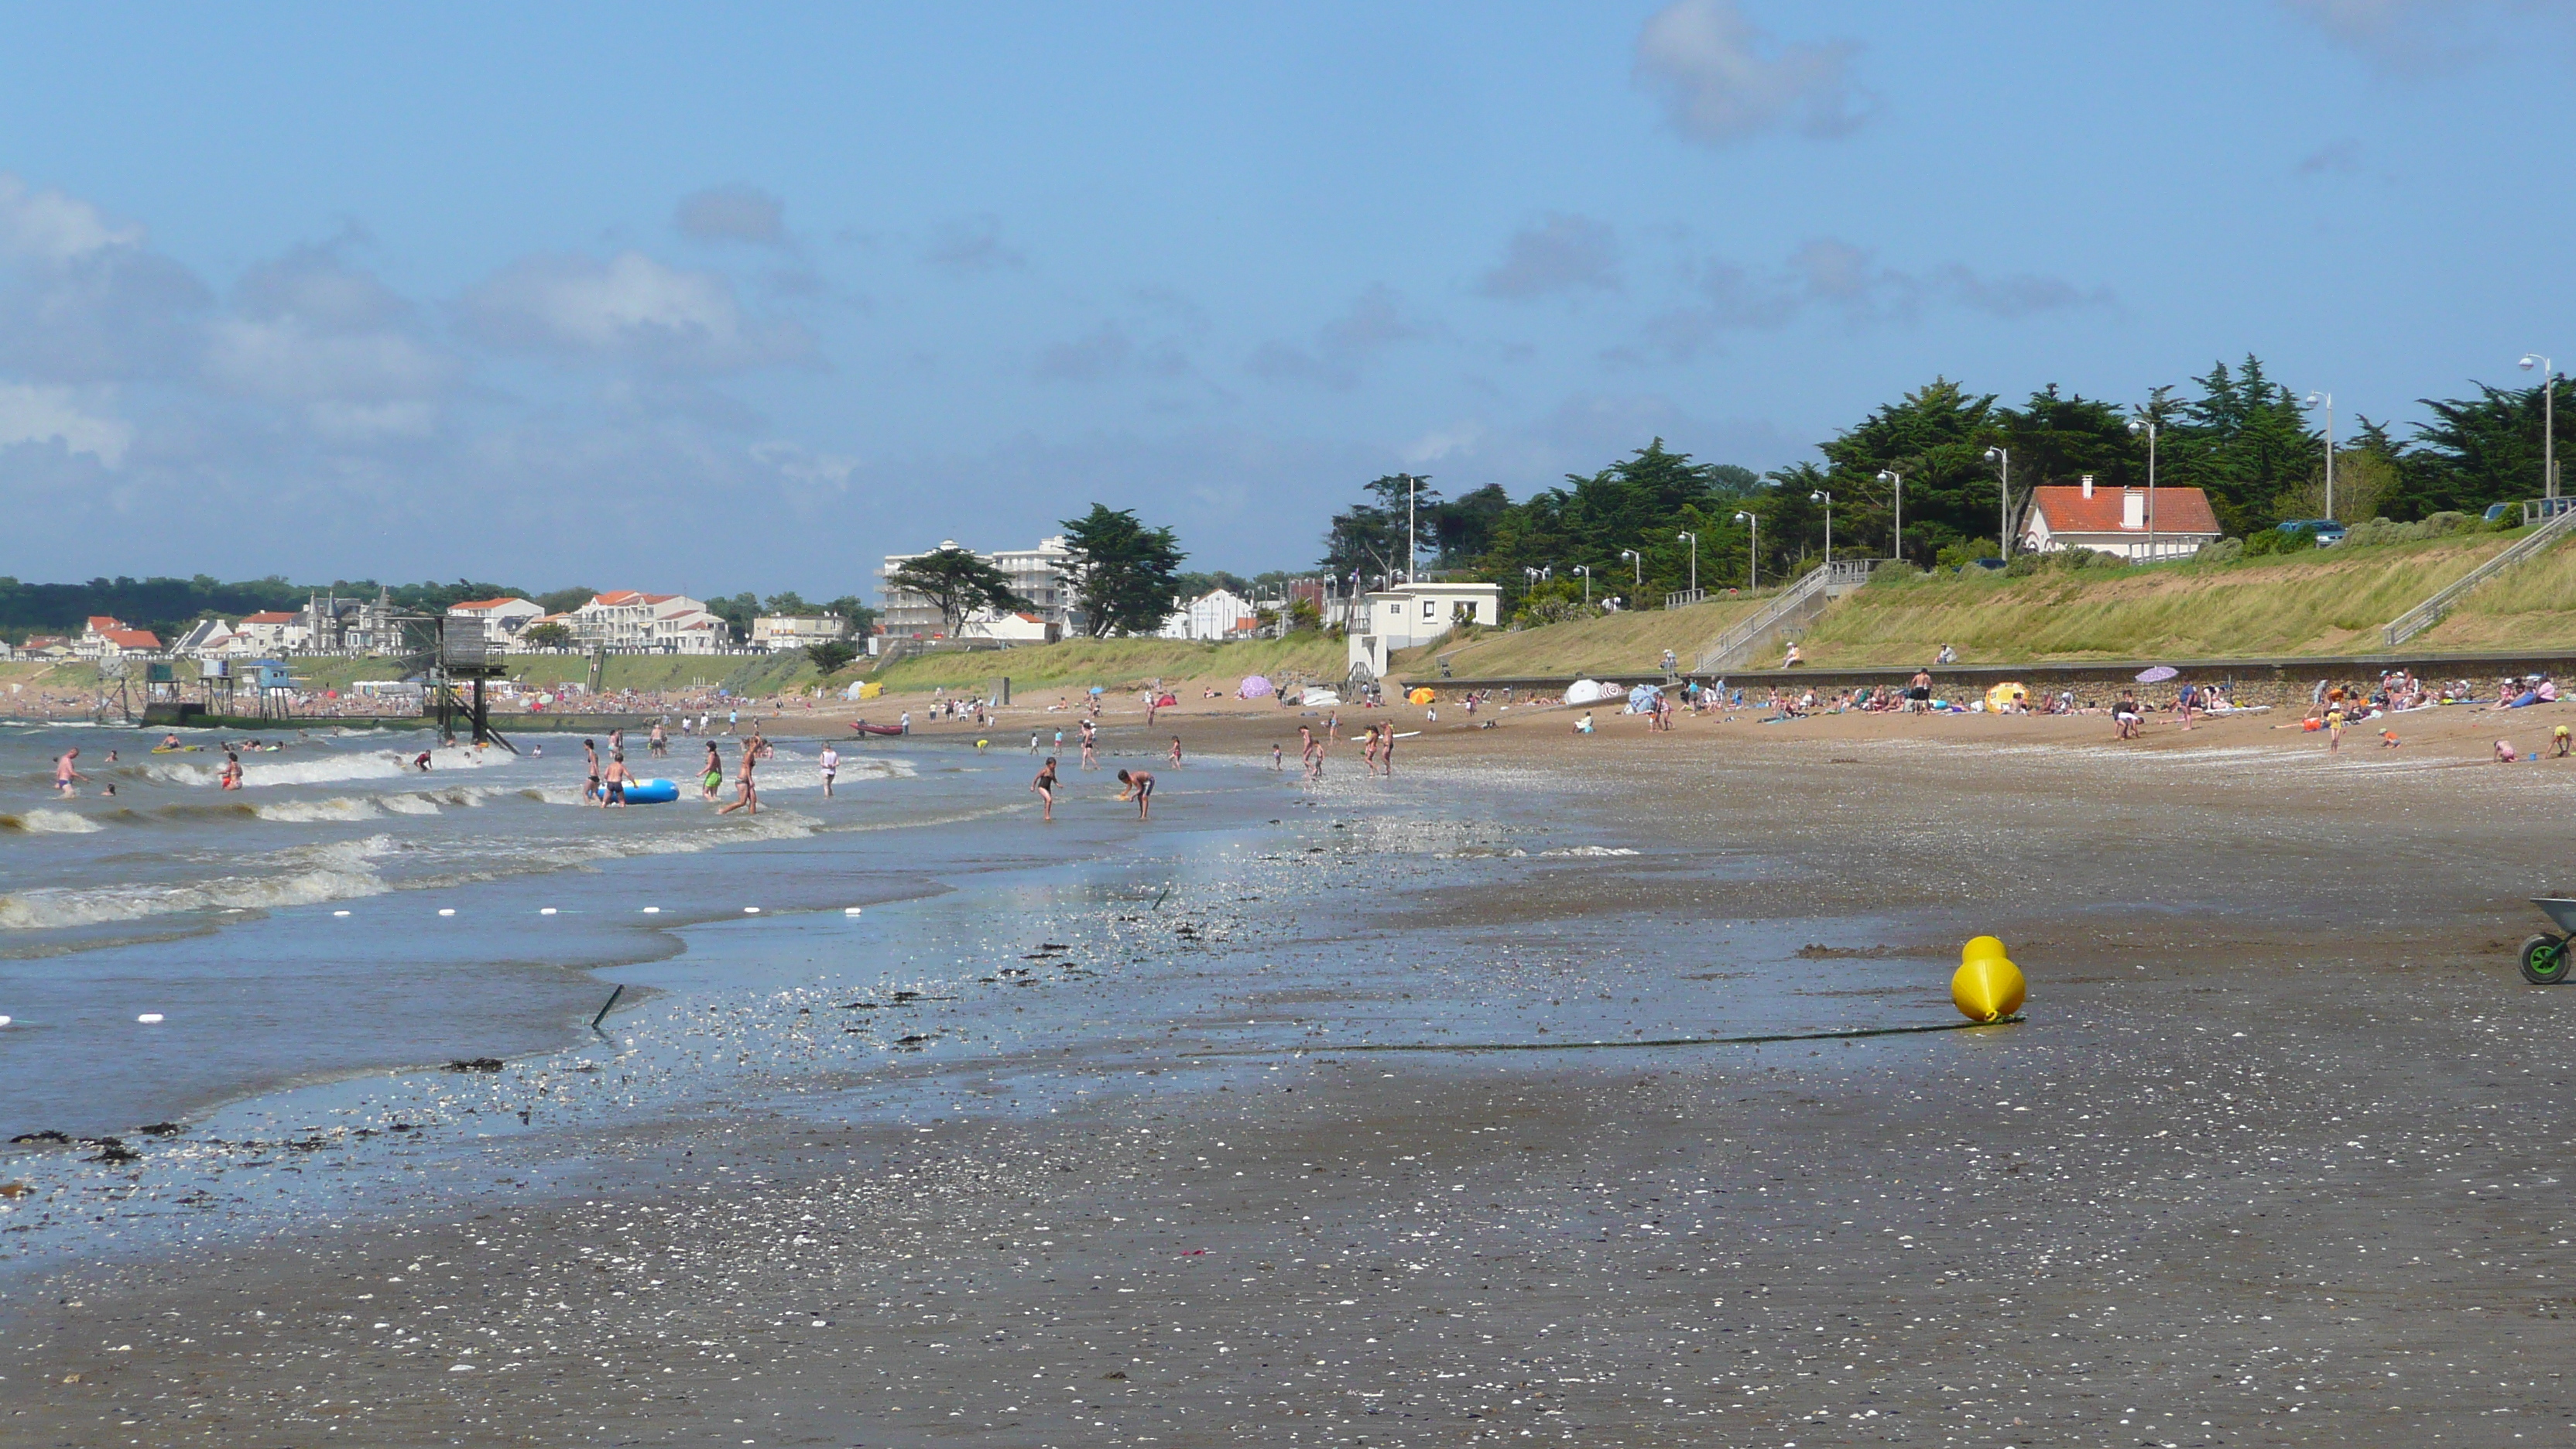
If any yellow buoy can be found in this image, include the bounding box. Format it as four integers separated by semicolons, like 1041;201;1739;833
1951;937;2025;1022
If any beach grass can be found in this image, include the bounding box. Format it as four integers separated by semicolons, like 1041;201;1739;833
1406;594;1774;679
1797;532;2519;665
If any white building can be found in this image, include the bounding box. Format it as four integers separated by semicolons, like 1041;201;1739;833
172;618;237;657
78;615;162;659
1345;581;1504;680
2019;477;2224;561
1158;588;1257;642
879;537;1080;641
232;611;307;654
447;597;546;642
752;615;848;651
568;591;723;652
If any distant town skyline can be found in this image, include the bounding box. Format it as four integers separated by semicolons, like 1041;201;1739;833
3;2;2571;596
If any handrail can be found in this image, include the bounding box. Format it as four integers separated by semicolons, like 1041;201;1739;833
1691;560;1876;673
2381;509;2576;646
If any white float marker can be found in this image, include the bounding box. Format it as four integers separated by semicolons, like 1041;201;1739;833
642;906;662;914
540;907;558;916
0;1016;13;1027
332;909;351;917
844;906;864;916
437;908;456;916
743;906;762;914
137;1013;164;1025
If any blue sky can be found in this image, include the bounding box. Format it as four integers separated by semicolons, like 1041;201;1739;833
2;1;2571;598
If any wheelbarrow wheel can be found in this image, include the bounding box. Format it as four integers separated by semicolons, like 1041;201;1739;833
2522;934;2572;985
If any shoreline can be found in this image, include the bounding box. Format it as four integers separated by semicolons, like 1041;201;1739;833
9;705;2576;1442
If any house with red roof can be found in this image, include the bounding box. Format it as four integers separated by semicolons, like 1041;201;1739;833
77;615;162;659
2019;475;2223;562
232;611;307;653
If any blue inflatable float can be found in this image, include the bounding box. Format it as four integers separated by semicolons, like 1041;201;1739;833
622;778;680;804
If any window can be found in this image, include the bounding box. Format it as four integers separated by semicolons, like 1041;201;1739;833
1423;600;1437;618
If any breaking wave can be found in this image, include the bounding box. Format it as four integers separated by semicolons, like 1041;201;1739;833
0;809;104;834
0;835;398;930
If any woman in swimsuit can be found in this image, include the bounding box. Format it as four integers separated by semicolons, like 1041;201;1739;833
1032;755;1059;821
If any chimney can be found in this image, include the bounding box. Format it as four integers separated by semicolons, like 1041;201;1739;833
2121;488;2146;529
2081;474;2095;499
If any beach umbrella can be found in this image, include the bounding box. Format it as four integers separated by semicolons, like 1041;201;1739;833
1406;686;1435;705
1089;685;1105;695
2136;665;2178;683
1239;674;1274;698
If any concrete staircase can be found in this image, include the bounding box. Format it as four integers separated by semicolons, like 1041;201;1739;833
1692;560;1879;673
2379;509;2576;647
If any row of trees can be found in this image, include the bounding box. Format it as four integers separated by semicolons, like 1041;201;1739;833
1318;358;2576;610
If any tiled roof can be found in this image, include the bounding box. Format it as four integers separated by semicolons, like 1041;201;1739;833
240;611;298;625
2028;485;2221;536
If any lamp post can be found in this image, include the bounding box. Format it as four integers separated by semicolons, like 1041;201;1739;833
1676;531;1697;592
2305;391;2335;522
2523;354;2557;501
2127;417;2159;560
1980;447;2009;560
1734;511;1759;589
1875;469;1903;562
1807;493;1831;565
1619;549;1641;592
1573;564;1591;606
1403;473;1433;583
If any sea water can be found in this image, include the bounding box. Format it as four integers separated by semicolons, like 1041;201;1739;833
0;722;1180;1130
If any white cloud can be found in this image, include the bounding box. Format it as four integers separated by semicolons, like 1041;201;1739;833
0;382;132;466
457;251;819;373
1476;214;1621;300
0;173;145;264
2279;0;2564;73
1633;0;1868;148
923;215;1024;276
1251;285;1432;389
675;186;788;246
1626;239;2110;360
1400;421;1487;465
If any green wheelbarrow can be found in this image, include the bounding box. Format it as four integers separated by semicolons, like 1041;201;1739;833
2521;899;2576;984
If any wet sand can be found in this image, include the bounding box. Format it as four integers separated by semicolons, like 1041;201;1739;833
9;711;2576;1447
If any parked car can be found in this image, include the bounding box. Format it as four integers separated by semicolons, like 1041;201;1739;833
2276;519;2347;546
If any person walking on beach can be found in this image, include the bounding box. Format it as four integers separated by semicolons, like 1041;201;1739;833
1380;725;1396;776
1270;742;1283;771
717;738;761;815
1362;724;1382;776
701;741;724;801
1168;735;1183;768
649;721;667;757
2326;707;2346;753
602;750;634;807
1079;718;1097;769
818;742;840;798
53;747;84;798
1115;767;1154;820
1029;730;1040;755
582;738;603;806
1032;755;1060;821
2113;690;2140;740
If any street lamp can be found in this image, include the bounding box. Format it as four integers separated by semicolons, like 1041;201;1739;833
1619;548;1642;591
1875;469;1903;562
2305;391;2334;522
1809;493;1831;565
1676;532;1697;592
1733;511;1759;588
2523;354;2557;501
1573;564;1592;606
1981;447;2009;561
2127;417;2159;560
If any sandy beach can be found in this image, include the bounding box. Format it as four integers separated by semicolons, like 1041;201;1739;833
9;698;2576;1446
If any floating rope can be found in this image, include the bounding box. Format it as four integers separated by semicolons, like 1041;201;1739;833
1184;1015;2023;1058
